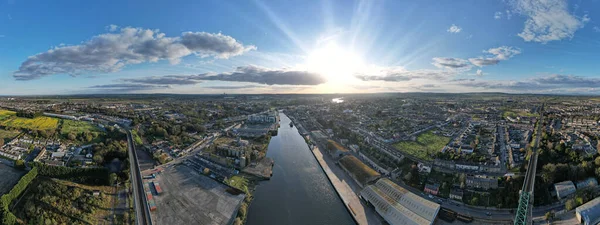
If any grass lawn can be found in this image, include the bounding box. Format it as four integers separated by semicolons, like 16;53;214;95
502;110;537;118
12;177;116;225
393;131;450;161
226;175;249;193
60;120;101;135
0;110;58;131
0;128;20;143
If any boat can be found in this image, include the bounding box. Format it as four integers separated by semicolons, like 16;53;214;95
289;122;294;127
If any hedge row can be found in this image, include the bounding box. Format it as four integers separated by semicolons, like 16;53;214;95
0;167;38;225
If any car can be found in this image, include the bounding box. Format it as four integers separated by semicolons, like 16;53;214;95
486;212;492;216
428;194;433;199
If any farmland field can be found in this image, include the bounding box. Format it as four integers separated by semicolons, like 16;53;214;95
393;130;450;161
0;110;58;130
60;120;101;135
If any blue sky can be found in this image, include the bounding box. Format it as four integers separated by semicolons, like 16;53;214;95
1;0;600;95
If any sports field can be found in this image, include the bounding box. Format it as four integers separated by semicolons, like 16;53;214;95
0;110;58;131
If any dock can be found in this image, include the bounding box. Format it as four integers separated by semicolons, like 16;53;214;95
310;145;382;225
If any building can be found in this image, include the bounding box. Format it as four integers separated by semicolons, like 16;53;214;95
466;175;498;190
449;189;463;201
247;113;276;124
576;178;598;190
554;180;576;199
424;184;440;196
576;196;600;225
360;178;440;225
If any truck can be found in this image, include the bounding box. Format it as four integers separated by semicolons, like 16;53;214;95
153;182;163;195
143;174;156;179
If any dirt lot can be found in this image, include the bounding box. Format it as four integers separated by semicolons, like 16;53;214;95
0;163;25;194
150;164;245;225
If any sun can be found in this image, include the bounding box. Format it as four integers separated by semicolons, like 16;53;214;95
305;42;365;84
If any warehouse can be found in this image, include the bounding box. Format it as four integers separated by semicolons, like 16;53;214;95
576;197;600;225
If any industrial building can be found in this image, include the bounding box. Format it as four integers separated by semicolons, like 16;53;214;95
576;196;600;225
360;178;440;225
554;180;576;199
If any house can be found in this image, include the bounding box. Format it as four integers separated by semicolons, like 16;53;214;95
449;189;463;201
466;175;498;190
424;183;440;196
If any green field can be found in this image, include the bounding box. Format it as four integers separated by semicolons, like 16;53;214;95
393;131;450;161
60;120;101;135
0;110;58;131
226;175;249;193
0;129;20;143
13;177;118;224
502;110;538;118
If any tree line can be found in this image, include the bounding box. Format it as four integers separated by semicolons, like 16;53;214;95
0;167;38;225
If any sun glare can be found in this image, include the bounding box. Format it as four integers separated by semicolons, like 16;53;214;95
305;42;365;83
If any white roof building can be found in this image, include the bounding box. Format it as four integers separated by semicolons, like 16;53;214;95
360;178;440;225
554;180;576;199
576;197;600;225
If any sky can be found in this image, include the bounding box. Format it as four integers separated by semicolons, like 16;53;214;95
1;0;600;95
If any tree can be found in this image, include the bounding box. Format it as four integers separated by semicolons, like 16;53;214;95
545;211;555;221
109;173;118;185
566;199;576;211
68;132;77;141
595;156;600;167
14;160;25;170
470;197;479;206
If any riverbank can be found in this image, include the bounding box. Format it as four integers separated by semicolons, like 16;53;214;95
246;113;354;225
300;130;383;224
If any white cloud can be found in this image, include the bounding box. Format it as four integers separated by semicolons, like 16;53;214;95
107;24;119;32
476;69;484;76
582;14;591;23
594;26;600;33
494;12;503;19
469;46;521;67
454;74;600;93
447;24;462;33
14;26;256;80
510;0;588;43
486;46;521;60
355;66;458;82
431;57;471;69
506;10;512;20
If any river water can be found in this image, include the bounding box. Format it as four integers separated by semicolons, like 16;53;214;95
246;113;355;225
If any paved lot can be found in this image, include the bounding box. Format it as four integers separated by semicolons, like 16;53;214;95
312;145;383;225
150;164;245;225
0;163;24;194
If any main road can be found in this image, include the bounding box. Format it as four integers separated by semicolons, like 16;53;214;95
126;129;152;225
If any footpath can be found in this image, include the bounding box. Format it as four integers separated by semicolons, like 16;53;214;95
310;144;382;225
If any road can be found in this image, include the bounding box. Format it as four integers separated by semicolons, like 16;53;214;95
126;130;152;225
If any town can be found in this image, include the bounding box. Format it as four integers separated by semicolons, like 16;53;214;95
0;93;599;225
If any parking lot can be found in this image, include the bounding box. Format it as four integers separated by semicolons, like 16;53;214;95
150;164;245;225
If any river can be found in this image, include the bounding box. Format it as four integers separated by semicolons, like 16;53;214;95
246;113;355;225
